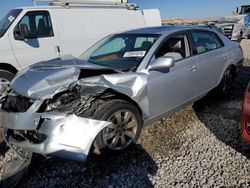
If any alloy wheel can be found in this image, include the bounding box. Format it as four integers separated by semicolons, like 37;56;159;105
222;69;233;93
102;110;138;151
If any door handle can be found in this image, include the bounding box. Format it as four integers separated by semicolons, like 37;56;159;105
188;66;197;72
55;46;61;54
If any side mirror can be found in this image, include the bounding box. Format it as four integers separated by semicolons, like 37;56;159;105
14;27;24;40
148;56;175;71
236;7;239;13
14;24;30;40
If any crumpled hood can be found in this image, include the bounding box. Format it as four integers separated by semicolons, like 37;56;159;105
11;55;115;99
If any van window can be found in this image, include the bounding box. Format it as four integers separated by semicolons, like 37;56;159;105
16;11;54;39
0;9;22;38
191;31;224;54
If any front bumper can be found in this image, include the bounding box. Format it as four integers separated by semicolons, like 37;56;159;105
1;101;111;161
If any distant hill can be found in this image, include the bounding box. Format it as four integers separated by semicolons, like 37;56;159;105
162;17;222;25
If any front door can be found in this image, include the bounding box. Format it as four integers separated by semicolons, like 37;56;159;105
9;10;61;68
147;33;199;118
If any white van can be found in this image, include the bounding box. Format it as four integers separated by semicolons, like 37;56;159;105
0;0;161;81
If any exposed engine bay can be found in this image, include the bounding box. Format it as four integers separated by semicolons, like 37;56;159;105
0;57;148;161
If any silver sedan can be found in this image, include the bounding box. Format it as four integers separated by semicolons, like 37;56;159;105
1;25;244;161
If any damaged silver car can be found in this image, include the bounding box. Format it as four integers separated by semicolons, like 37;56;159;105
0;26;244;161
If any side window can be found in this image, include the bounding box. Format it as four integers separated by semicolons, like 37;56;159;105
16;11;54;39
155;34;190;61
191;31;224;55
134;37;155;50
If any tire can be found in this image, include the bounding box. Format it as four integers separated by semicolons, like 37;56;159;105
238;32;243;42
93;99;143;152
0;148;32;188
248;35;250;39
0;70;15;83
216;67;235;95
0;125;32;187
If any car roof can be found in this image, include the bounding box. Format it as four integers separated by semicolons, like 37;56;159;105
123;25;217;35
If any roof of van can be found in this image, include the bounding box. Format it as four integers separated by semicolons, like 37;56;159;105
18;5;62;10
17;4;131;10
123;25;218;35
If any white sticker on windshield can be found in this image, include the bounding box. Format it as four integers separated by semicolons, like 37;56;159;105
123;51;146;58
8;15;15;22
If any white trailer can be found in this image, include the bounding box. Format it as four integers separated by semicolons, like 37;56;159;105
0;0;161;81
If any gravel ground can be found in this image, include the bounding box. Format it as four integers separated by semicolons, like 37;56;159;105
1;60;250;187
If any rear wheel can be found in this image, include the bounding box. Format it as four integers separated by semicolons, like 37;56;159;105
237;32;243;42
93;100;142;151
217;67;235;95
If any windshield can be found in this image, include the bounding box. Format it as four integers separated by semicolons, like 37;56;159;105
79;34;159;71
241;6;250;14
0;9;22;38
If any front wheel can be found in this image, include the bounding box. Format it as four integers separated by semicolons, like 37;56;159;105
93;99;143;151
0;70;15;83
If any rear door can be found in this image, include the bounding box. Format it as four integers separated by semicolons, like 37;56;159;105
9;10;61;68
190;30;226;94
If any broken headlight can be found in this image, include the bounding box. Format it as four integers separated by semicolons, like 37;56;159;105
44;86;81;113
42;84;101;117
45;92;78;112
1;92;34;112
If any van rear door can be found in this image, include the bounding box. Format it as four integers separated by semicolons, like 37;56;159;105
9;10;61;68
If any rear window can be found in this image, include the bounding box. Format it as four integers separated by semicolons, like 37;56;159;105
191;31;224;55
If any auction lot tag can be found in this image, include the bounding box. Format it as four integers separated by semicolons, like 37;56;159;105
123;51;146;58
8;16;15;22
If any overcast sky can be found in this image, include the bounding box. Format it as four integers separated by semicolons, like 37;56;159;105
0;0;250;19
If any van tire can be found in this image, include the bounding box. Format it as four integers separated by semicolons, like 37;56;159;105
0;70;15;83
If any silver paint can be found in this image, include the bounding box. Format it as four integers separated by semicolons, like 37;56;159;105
2;106;111;161
0;26;244;161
